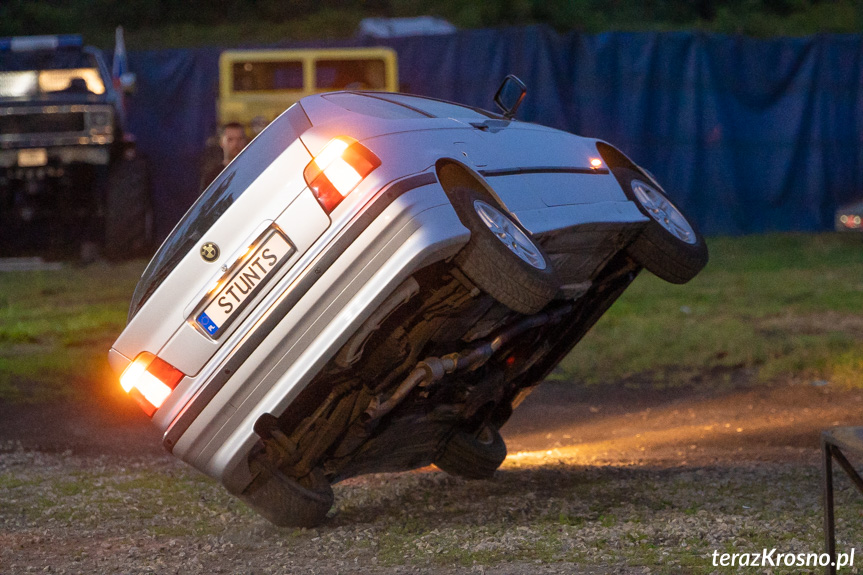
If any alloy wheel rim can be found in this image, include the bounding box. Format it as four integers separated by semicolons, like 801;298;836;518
474;200;546;269
631;180;697;244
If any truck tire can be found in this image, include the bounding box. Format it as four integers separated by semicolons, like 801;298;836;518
450;186;558;314
104;156;154;260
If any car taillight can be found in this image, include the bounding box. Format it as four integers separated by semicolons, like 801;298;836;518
120;352;184;417
303;136;381;213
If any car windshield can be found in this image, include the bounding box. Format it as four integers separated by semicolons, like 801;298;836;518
0;48;105;97
128;103;313;320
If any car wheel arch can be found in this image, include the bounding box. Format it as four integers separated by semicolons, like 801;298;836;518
434;157;559;314
434;157;512;221
595;141;640;174
596;141;669;203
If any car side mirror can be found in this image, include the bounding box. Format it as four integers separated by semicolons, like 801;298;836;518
494;75;526;119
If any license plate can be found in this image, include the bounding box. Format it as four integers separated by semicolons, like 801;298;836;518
18;148;47;167
196;231;294;338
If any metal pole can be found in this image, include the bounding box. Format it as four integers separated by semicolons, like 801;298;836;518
822;438;836;575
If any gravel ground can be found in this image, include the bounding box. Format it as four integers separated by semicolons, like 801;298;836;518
2;379;863;574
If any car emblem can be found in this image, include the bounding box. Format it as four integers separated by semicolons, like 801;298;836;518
200;242;220;262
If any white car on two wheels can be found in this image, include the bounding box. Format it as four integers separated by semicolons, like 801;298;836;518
109;78;707;527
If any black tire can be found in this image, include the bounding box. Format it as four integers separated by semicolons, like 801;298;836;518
240;465;334;528
450;186;558;314
434;425;507;480
104;156;154;260
617;168;708;284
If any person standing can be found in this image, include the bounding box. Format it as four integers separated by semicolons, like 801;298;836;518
199;122;247;192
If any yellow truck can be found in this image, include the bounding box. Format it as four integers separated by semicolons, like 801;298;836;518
218;47;398;132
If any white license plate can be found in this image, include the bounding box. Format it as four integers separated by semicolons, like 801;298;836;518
18;148;48;167
196;232;294;337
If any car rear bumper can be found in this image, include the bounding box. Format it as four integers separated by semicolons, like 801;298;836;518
161;174;470;492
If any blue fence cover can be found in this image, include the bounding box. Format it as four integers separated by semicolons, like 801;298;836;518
118;26;863;239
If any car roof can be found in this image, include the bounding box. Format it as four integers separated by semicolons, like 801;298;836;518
297;91;507;151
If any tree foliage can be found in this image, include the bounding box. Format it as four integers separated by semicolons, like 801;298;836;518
0;0;859;48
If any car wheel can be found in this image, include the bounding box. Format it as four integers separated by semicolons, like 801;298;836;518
450;186;558;314
434;425;507;480
239;464;334;528
617;168;708;284
104;156;154;260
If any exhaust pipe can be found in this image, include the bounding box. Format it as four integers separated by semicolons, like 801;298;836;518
363;303;573;423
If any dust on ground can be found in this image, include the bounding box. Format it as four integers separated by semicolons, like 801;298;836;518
1;370;861;574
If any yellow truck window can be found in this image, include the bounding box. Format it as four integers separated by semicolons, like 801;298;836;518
218;47;398;131
232;61;303;92
315;59;386;90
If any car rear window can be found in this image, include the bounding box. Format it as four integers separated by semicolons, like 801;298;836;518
128;103;312;320
322;92;428;119
368;93;497;120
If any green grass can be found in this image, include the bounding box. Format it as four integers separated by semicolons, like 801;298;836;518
2;452;862;570
556;233;863;388
2;235;862;572
0;260;145;402
0;234;861;403
0;462;241;536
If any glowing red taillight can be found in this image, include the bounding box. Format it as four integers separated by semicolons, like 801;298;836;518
303;137;381;213
120;352;184;417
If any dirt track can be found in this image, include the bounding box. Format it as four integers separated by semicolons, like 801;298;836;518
2;373;862;574
506;376;861;466
1;370;856;465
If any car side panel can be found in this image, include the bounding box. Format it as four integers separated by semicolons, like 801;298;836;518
477;124;603;172
479;171;633;214
445;169;647;285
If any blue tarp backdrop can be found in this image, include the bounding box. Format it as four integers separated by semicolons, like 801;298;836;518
118;26;863;239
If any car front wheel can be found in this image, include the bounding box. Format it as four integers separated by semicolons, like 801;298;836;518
450;186;558;314
617;168;708;283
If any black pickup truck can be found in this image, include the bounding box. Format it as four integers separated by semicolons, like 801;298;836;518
0;34;152;260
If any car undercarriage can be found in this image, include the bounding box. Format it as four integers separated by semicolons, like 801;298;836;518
242;248;641;524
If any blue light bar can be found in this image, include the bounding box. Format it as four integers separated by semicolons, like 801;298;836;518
0;35;83;52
